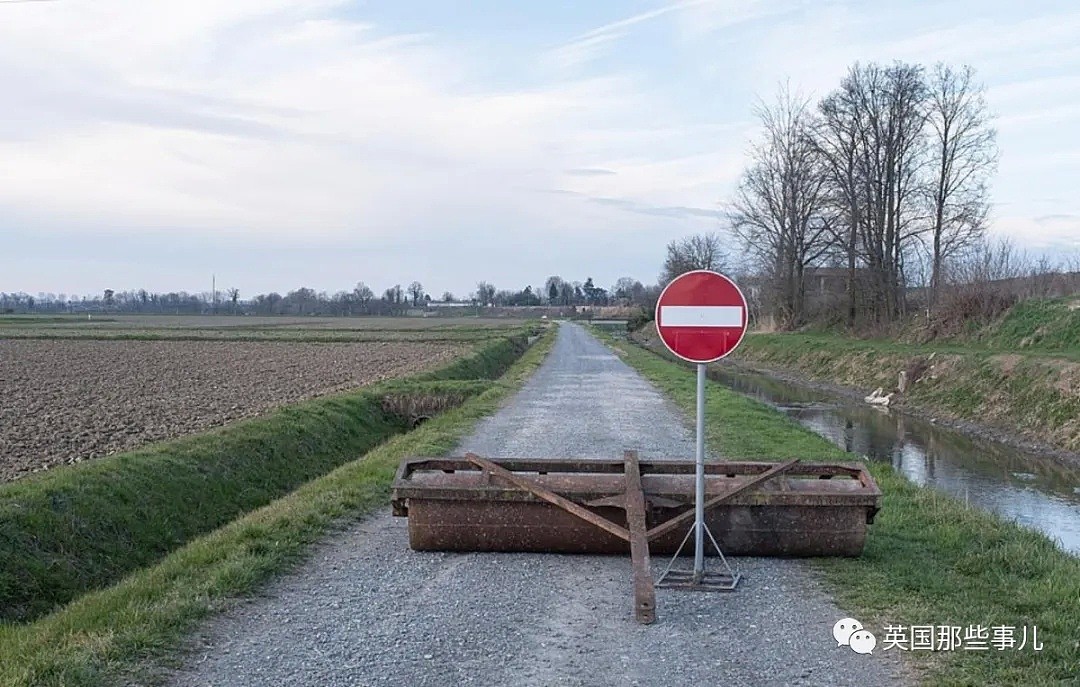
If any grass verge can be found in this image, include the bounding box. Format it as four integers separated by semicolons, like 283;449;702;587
970;297;1080;352
0;335;528;624
598;330;1080;686
0;324;556;686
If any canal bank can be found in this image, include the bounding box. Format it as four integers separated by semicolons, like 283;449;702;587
629;328;1080;554
710;363;1080;555
728;331;1080;462
596;328;1080;686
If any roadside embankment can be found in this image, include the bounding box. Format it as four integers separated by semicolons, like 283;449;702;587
0;327;557;686
599;329;1080;686
0;333;531;624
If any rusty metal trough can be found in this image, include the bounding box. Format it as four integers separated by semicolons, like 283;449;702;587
391;451;881;623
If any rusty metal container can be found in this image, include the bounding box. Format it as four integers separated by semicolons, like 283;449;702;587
392;457;882;557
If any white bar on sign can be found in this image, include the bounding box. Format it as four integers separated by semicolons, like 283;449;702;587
660;305;743;327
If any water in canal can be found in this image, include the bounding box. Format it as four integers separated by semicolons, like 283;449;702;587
711;365;1080;555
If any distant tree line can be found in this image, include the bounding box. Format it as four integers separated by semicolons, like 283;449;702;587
1;275;665;315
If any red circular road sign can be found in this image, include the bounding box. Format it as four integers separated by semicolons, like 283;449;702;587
654;270;748;363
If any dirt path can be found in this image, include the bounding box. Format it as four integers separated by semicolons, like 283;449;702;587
168;323;906;687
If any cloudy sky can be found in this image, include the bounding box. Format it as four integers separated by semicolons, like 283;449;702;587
2;0;1078;300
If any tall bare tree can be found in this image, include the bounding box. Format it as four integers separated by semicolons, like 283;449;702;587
544;276;564;305
834;62;929;322
353;281;374;313
558;281;574;306
729;86;832;328
816;86;865;328
475;281;496;306
611;277;643;305
925;63;998;310
407;281;424;306
382;284;404;313
659;233;726;285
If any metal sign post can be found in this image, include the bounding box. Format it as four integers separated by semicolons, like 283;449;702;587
694;362;706;581
653;270;749;592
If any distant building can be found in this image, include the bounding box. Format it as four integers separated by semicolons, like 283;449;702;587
805;267;871;298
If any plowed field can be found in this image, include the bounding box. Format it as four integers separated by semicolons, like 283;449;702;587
0;339;466;481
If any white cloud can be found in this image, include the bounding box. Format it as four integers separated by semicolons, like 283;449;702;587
989;215;1080;253
543;0;783;71
673;0;795;40
690;1;1080;256
1;0;1077;296
543;2;687;70
0;1;662;242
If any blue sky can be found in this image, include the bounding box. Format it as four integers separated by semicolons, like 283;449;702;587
2;0;1078;299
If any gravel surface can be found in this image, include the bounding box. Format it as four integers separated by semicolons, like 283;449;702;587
0;339;465;481
167;323;907;687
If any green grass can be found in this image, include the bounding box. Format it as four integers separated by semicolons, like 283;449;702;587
975;298;1080;352
0;325;557;686
601;332;1080;686
0;335;528;624
0;316;104;325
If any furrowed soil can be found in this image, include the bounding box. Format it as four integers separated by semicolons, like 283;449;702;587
0;339;467;481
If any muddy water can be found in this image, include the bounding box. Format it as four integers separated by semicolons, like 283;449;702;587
711;366;1080;555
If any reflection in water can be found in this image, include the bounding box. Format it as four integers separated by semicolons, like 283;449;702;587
712;366;1080;555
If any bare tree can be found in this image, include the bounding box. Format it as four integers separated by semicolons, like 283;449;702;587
544;276;564;305
285;287;318;315
475;281;496;307
816;85;865;328
922;237;1027;336
948;237;1027;285
557;281;574;306
441;291;455;302
925;63;998;310
659;233;726;285
825;62;930;323
611;277;642;305
407;281;424;306
382;284;404;314
353;282;374;313
227;288;240;314
729;86;832;328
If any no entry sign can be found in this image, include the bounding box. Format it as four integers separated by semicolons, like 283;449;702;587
654;270;748;363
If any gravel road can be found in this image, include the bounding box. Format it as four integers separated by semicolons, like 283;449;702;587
168;323;907;687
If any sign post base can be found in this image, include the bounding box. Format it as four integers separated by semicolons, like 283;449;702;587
655;519;741;592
